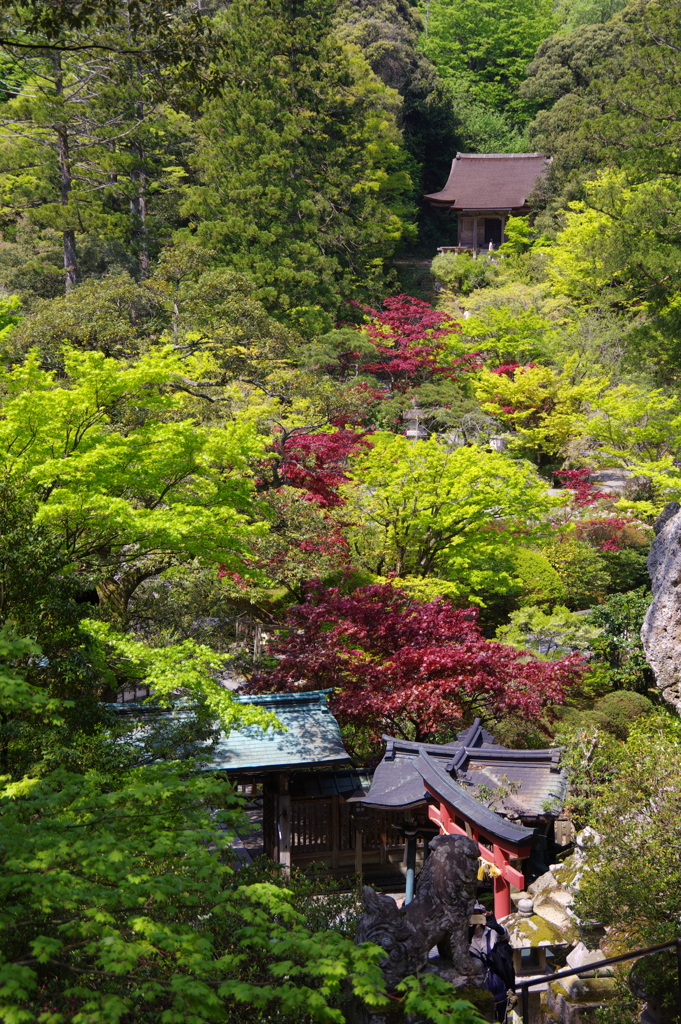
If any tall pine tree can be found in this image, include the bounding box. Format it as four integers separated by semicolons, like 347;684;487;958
184;0;414;315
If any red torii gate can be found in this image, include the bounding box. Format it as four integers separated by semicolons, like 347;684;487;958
415;754;535;919
427;787;531;918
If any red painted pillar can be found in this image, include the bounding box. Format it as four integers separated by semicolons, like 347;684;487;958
492;844;511;919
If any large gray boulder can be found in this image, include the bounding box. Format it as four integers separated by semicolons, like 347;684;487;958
641;503;681;711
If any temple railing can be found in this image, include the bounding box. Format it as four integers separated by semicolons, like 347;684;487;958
516;937;681;1023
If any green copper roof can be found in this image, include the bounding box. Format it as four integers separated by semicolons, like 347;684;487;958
208;691;350;772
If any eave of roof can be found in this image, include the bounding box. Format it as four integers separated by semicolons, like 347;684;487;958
415;754;535;849
424;152;551;210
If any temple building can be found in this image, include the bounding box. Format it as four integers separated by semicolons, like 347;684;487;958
112;697;573;904
349;720;572;917
424;152;551;251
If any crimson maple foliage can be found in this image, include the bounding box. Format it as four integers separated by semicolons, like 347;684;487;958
249;583;586;743
257;427;372;507
359;295;475;391
555;469;610;508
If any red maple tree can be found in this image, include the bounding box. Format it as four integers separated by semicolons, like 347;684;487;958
249;583;586;743
359;295;476;391
257;427;372;507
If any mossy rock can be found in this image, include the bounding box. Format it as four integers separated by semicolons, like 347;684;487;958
509;911;578;946
550;976;616;1006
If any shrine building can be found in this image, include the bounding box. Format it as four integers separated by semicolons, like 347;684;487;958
348;720;572;918
111;697;573;910
424;152;551;251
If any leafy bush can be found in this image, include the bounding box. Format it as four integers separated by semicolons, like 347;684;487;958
496;603;602;657
432;251;498;295
590;690;654;738
598;545;650;594
586;588;655;693
542;538;610;609
513;547;567;608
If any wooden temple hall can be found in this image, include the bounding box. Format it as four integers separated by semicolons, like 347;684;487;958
209;696;574;910
424;152;551;252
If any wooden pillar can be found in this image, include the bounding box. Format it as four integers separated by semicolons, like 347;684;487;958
493;844;511;919
473;216;478;254
263;775;278;861
355;825;363;877
278;772;291;878
331;796;339;870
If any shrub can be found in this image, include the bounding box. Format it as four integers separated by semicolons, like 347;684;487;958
431;251;498;295
591;690;654;738
514;547;567;608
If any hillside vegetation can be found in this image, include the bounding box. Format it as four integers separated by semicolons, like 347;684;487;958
0;0;679;1020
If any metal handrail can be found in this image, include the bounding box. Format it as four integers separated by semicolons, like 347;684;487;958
516;936;681;1023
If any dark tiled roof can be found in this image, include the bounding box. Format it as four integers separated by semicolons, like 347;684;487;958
107;691;350;773
416;754;535;850
352;719;566;822
424;153;551;210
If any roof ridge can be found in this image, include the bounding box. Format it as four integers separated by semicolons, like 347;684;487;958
414;753;535;847
455;152;547;159
233;690;332;704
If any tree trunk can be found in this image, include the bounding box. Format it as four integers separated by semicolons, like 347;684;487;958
53;54;77;293
130;98;149;280
130;167;149;279
95;561;174;627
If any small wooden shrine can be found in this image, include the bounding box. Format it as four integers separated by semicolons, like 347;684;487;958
350;720;570;917
424;152;551;251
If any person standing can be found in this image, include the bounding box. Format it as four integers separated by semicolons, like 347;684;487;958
468;903;514;1022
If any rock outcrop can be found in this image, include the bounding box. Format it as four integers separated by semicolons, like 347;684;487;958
642;502;681;712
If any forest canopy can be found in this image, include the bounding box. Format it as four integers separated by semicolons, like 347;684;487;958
0;0;679;1020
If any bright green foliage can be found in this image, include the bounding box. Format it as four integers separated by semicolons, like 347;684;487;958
588;689;653;737
573;714;681;1012
556;0;628;30
419;0;557;121
343;432;557;602
474;358;609;464
0;618;484;1023
545;169;681;376
496;604;603;657
431;251;498;295
0;295;21;346
82;620;280;734
0;347;267;619
574;382;681;512
586;588;655;693
0;765;389;1024
542;537;610;610
460;306;552;365
0;625;62;724
513;547;567;608
184;0;414;314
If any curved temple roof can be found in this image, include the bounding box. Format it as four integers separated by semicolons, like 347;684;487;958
350;719;566;835
424;152;551;211
416;753;535;849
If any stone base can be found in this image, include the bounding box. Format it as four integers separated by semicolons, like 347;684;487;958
547;977;617;1024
